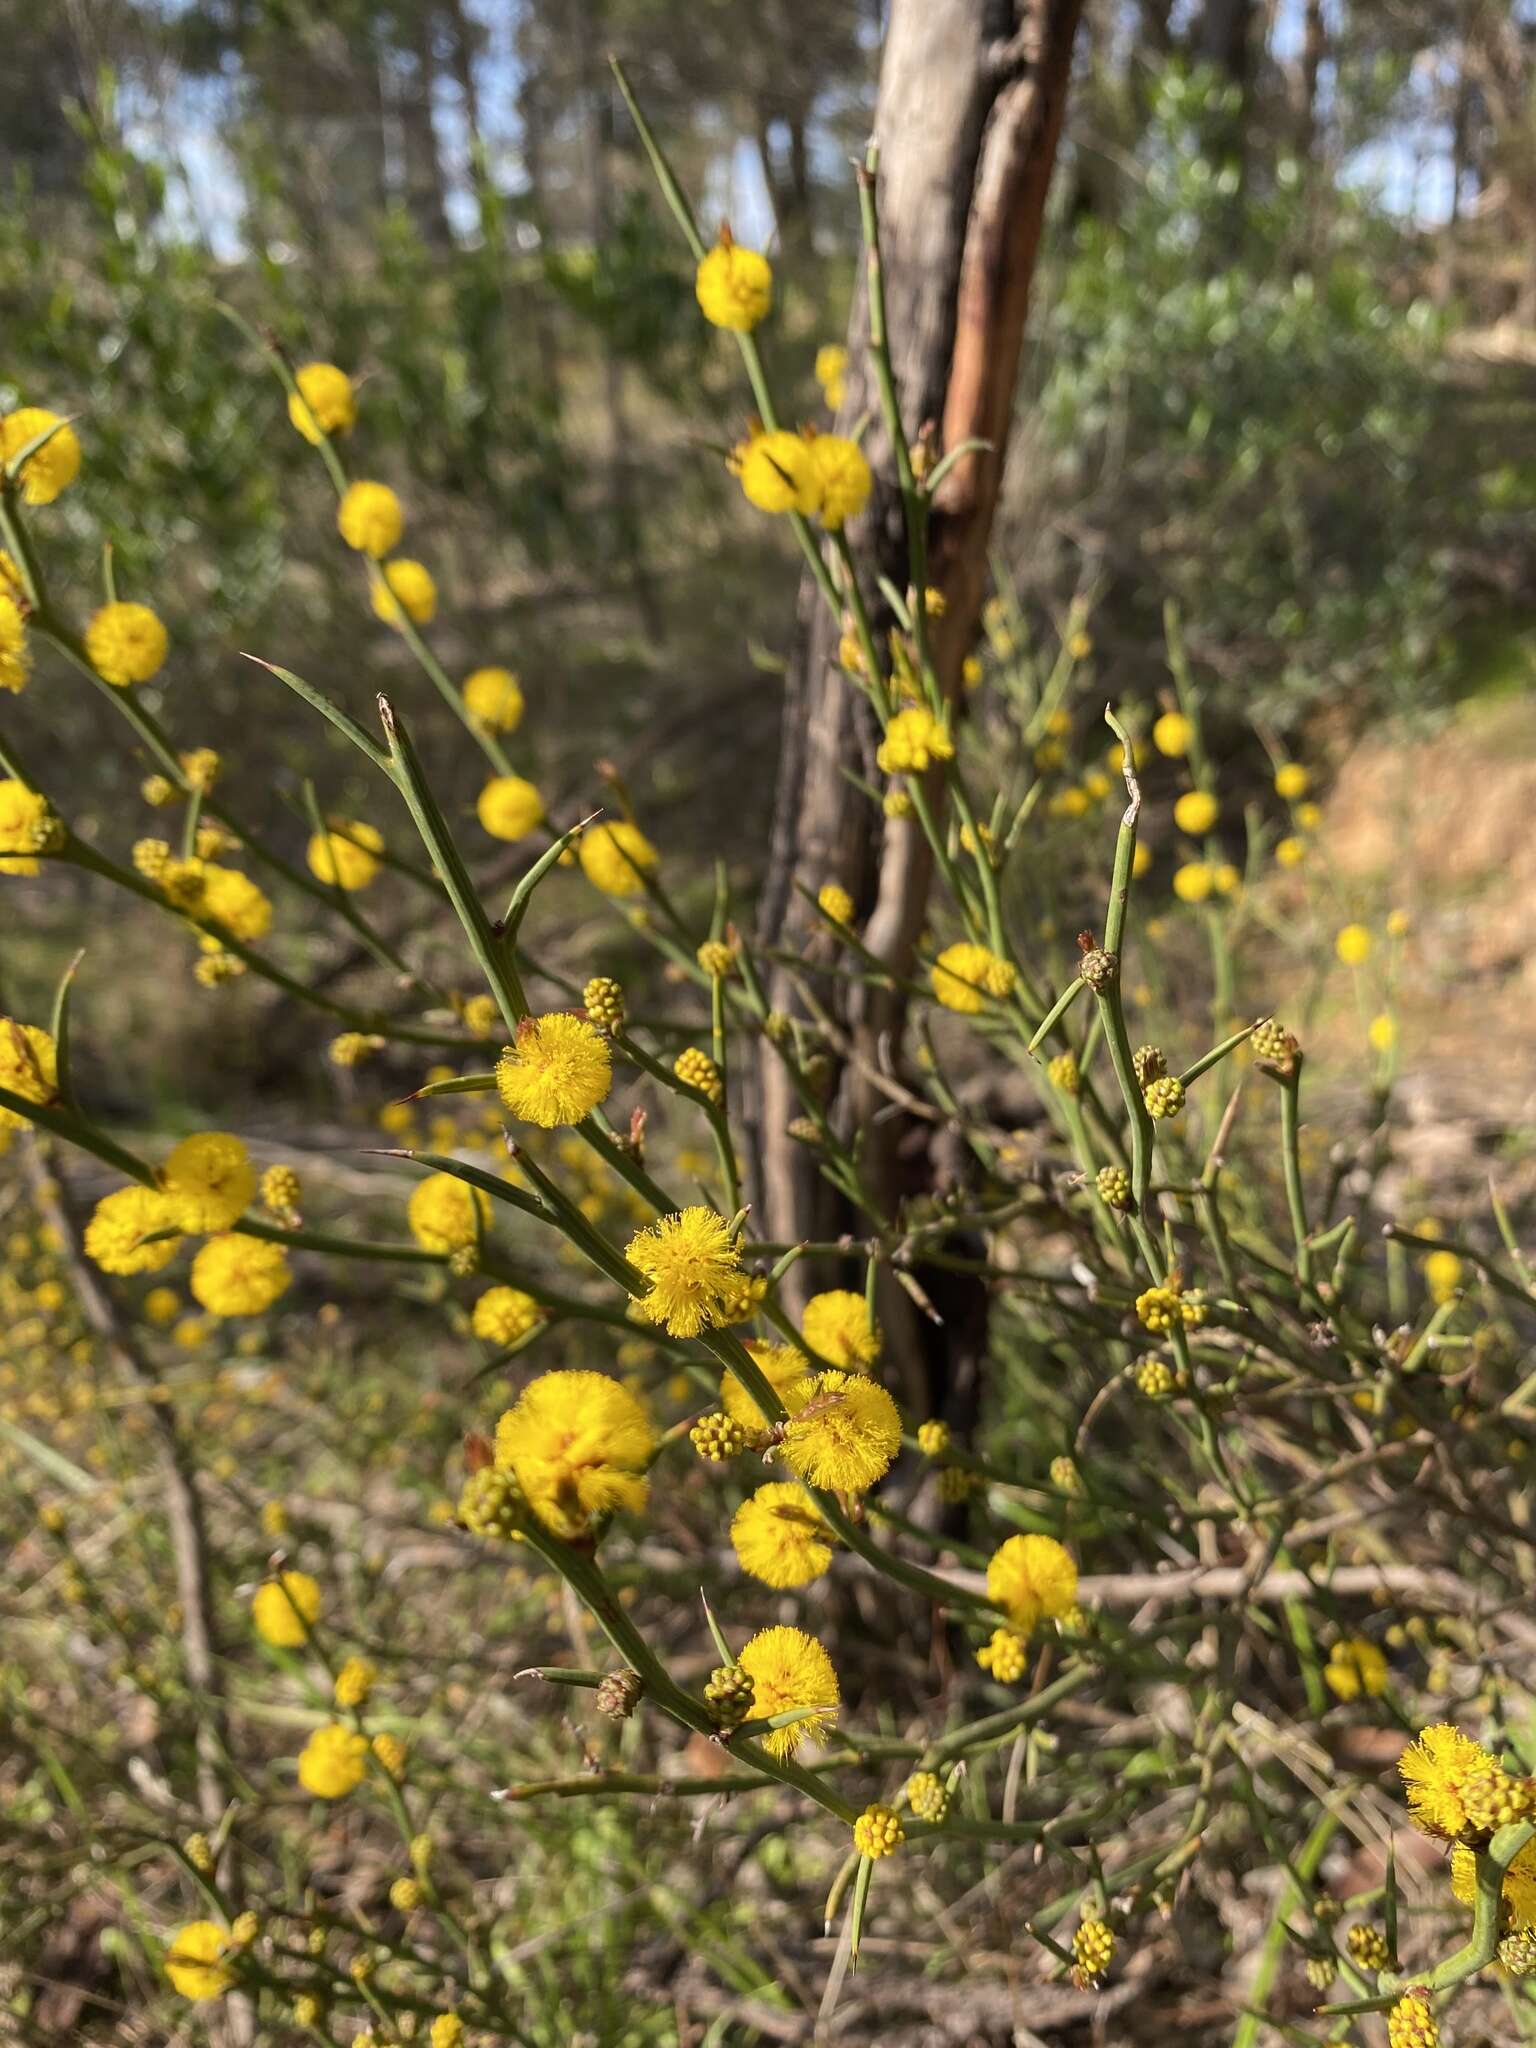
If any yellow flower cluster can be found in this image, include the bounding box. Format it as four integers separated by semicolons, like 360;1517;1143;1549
493;1369;654;1539
626;1207;740;1337
877;705;953;775
496;1012;611;1128
930;942;1014;1013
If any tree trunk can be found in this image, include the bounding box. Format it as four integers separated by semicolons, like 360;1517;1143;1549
754;0;1083;1395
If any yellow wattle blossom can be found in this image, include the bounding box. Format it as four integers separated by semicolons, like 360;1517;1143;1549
736;1625;839;1759
160;1132;256;1232
430;2018;465;2048
191;1234;291;1316
301;818;383;896
408;1173;491;1255
853;1804;904;1857
731;1482;832;1588
1152;710;1192;757
1275;835;1307;869
143;1285;181;1325
337;479;404;557
626;1207;740;1338
1450;1836;1536;1930
0;593;31;694
83;1185;184;1275
84;601;168;687
297;1722;368;1798
164;1920;235;2000
495;1012;611;1128
1174;788;1218;836
251;1570;321;1648
0;780;57;873
196;864;272;943
476;773;545;842
817;882;855;927
472;1285;543;1345
810;435;872;530
1274;762;1309;800
975;1627;1027;1682
1;406;81;504
780;1369;902;1493
1173;861;1214;903
931;941;1013;1013
985;1533;1078;1632
877;705;953;775
1386;1992;1439;2048
371;558;437;627
463;665;525;732
695;237;773;331
1423;1248;1463;1304
735;428;820;517
1368;1012;1397;1053
720;1341;813;1436
494;1369;655;1538
1323;1636;1389;1701
287;362;355;443
802;1289;880;1370
814;342;848;409
1398;1723;1503;1840
1335;922;1372;966
579;820;658;898
333;1655;376;1708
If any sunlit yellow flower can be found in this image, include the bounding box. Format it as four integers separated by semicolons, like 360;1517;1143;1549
731;1482;832;1587
986;1533;1077;1632
191;1234;291;1316
407;1173;490;1255
476;773;545;842
1335;923;1372;966
931;941;1013;1012
472;1285;543;1345
463;666;525;732
1368;1012;1396;1053
337;480;404;557
695;238;773;331
1173;861;1214;903
1275;835;1306;869
1398;1723;1502;1840
85;601;168;686
579;820;658;897
780;1370;901;1493
297;1722;368;1798
1;406;81;504
1174;789;1218;836
303;819;384;893
495;1012;611;1128
84;1185;184;1275
853;1804;904;1857
735;428;820;516
814;343;848;409
0;780;57;873
160;1132;255;1232
1424;1249;1463;1304
877;705;953;775
818;882;854;926
626;1206;740;1337
0;593;31;694
736;1625;838;1758
251;1570;321;1648
371;558;437;627
1274;762;1309;800
1323;1636;1389;1701
1450;1837;1536;1930
165;1920;234;2000
1152;711;1191;757
802;1289;880;1370
720;1341;814;1437
810;435;872;530
494;1369;654;1537
287;362;355;443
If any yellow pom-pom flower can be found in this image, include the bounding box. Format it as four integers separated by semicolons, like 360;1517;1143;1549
1;406;81;504
476;773;545;842
371;558;437;627
337;480;404;557
695;238;773;331
164;1920;235;2000
83;1185;184;1275
160;1132;256;1232
815;343;848;408
731;1482;832;1588
144;1285;181;1325
495;1012;611;1128
0;593;31;694
817;882;854;927
251;1570;321;1648
579;820;658;897
1386;1992;1439;2048
297;1722;368;1799
1368;1012;1397;1053
1152;710;1191;757
986;1533;1078;1632
199;865;273;942
472;1285;543;1346
287;362;355;443
853;1804;904;1857
975;1626;1027;1682
307;819;384;892
802;1289;880;1370
1174;789;1218;836
463;665;525;732
0;781;57;874
877;705;954;775
1398;1723;1503;1841
625;1207;740;1337
1324;1636;1389;1701
736;1625;839;1759
494;1368;655;1538
191;1234;291;1316
1274;762;1309;800
407;1173;491;1255
1423;1248;1463;1304
720;1342;813;1437
810;435;872;530
735;428;820;516
1275;835;1306;869
780;1369;902;1493
1336;922;1372;966
1172;861;1214;903
1450;1836;1536;1930
931;941;1013;1013
85;601;168;687
430;2018;465;2048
